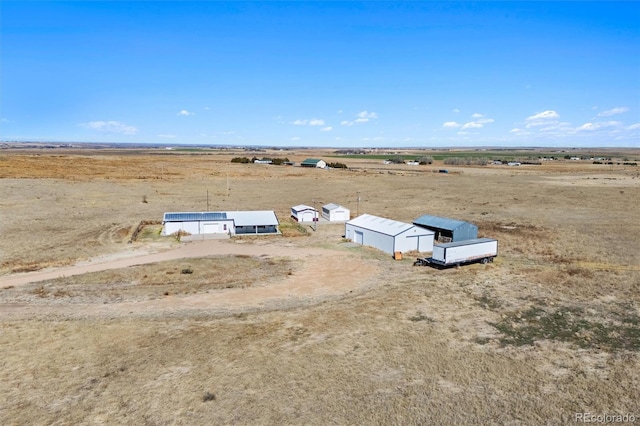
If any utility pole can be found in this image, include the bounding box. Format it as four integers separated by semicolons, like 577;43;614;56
312;199;317;231
356;191;361;217
206;189;209;211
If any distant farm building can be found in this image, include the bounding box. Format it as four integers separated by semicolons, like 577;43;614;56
413;214;478;243
300;158;327;168
321;203;350;222
254;158;273;164
162;211;279;236
345;214;434;255
291;205;318;223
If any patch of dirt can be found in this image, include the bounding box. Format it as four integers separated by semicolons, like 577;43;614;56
0;239;379;319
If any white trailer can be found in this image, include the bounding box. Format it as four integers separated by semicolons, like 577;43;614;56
415;238;498;267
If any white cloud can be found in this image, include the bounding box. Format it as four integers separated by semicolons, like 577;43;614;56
81;120;138;135
290;137;301;142
526;110;559;121
444;114;493;130
293;118;325;126
525;110;560;128
321;126;333;132
578;121;622;131
457;131;469;136
443;121;461;128
357;111;378;120
177;110;194;116
452;108;460;113
628;123;640;130
342;111;378;126
598;107;629;117
157;134;176;138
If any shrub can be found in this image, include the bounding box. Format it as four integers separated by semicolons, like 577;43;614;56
231;157;250;163
416;156;433;165
327;162;347;169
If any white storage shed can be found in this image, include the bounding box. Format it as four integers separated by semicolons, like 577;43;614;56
322;203;350;222
345;214;434;255
291;204;318;223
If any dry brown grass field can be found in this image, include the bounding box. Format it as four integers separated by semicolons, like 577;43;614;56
0;147;639;424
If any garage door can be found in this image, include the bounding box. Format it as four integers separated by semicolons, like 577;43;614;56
355;230;364;244
202;223;219;234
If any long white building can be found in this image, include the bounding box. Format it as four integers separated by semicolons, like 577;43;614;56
162;211;279;236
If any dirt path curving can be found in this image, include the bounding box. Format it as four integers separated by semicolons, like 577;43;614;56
0;240;379;319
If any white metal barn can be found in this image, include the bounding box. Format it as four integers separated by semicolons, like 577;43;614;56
322;203;350;222
162;211;279;235
291;205;318;223
345;214;435;255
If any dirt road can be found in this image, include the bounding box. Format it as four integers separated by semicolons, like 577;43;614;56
0;239;379;318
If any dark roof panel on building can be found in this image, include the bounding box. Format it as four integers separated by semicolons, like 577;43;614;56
163;212;228;222
413;214;469;230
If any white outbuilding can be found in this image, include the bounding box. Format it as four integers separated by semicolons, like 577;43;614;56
162;211;279;236
322;203;350;222
291;205;318;223
345;214;434;255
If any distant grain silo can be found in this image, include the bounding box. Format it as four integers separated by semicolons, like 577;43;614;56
412;214;478;243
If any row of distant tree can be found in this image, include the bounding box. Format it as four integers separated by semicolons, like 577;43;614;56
387;156;434;165
231;157;290;165
231;157;349;168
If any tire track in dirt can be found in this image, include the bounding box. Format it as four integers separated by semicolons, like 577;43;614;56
0;240;379;318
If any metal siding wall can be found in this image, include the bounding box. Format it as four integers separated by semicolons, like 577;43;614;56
363;227;394;254
345;224;353;240
418;234;434;252
164;222;182;235
183;221;200;235
346;224;394;254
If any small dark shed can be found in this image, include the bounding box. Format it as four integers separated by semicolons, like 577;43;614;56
413;214;478;242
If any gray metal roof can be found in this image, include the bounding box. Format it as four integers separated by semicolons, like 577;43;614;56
413;214;472;231
347;214;434;237
323;203;348;211
163;212;227;222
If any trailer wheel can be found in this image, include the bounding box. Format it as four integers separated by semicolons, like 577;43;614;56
481;258;489;264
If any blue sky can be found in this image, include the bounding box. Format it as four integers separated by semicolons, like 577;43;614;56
1;1;639;147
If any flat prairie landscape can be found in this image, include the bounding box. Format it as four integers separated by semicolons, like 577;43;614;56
0;147;639;424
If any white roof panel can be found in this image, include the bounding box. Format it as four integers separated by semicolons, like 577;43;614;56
323;203;348;211
226;211;279;226
291;204;316;212
347;214;433;237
